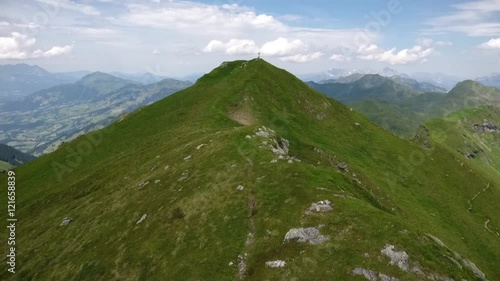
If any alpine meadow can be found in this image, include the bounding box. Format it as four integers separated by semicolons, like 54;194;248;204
1;1;500;281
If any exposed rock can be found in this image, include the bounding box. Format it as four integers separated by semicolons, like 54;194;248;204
155;180;161;184
255;129;271;139
164;165;170;170
60;217;73;226
184;155;192;161
337;162;349;172
355;123;361;127
138;181;150;188
353;267;400;281
287;159;293;164
283;227;329;245
381;245;410;271
136;214;147;225
245;135;252;139
379;273;400;281
265;260;286;268
272;138;289;155
237;253;247;280
353;268;377;281
196;144;206;150
426;234;488;281
237;185;245;191
178;172;189;182
229;262;234;266
473;121;499;133
462;259;487;281
306;200;333;213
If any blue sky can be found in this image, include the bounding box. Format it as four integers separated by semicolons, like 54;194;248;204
0;0;499;78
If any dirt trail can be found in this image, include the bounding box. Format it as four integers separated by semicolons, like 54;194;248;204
237;154;256;280
484;218;500;237
467;183;491;212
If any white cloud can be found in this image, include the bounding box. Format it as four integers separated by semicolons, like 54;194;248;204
35;45;73;58
123;2;285;32
153;49;161;55
357;43;434;65
329;54;351;62
280;52;323;63
0;32;37;59
424;0;500;36
479;38;500;49
35;0;100;16
0;21;10;27
435;41;453;47
203;39;259;55
0;32;72;59
260;37;307;56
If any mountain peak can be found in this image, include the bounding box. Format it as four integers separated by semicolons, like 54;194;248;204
76;71;139;94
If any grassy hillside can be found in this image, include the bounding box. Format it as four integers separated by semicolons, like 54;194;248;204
308;74;422;105
311;78;500;138
1;59;499;280
350;100;426;137
423;106;500;180
0;160;13;171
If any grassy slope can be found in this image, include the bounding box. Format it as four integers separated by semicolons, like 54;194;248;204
1;60;499;280
350;100;426;137
0;160;13;170
424;106;500;184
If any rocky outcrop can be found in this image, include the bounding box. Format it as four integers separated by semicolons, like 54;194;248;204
136;214;147;225
352;267;400;281
283;227;329;245
265;260;286;268
337;162;349;172
353;268;377;281
306;200;333;214
60;217;73;226
473;121;499;133
253;126;300;163
381;245;410;271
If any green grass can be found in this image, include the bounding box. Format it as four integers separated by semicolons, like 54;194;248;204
0;59;499;280
0;160;12;171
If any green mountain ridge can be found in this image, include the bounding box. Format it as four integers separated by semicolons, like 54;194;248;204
311;77;500;138
319;74;448;94
421;106;500;180
1;59;499;280
0;143;36;166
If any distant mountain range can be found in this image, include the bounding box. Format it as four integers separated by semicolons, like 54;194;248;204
317;74;448;93
309;74;500;137
0;72;192;155
301;67;466;91
0;64;204;103
301;67;409;82
475;73;500;89
0;64;82;101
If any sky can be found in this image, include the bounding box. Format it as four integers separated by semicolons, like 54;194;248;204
0;0;499;78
